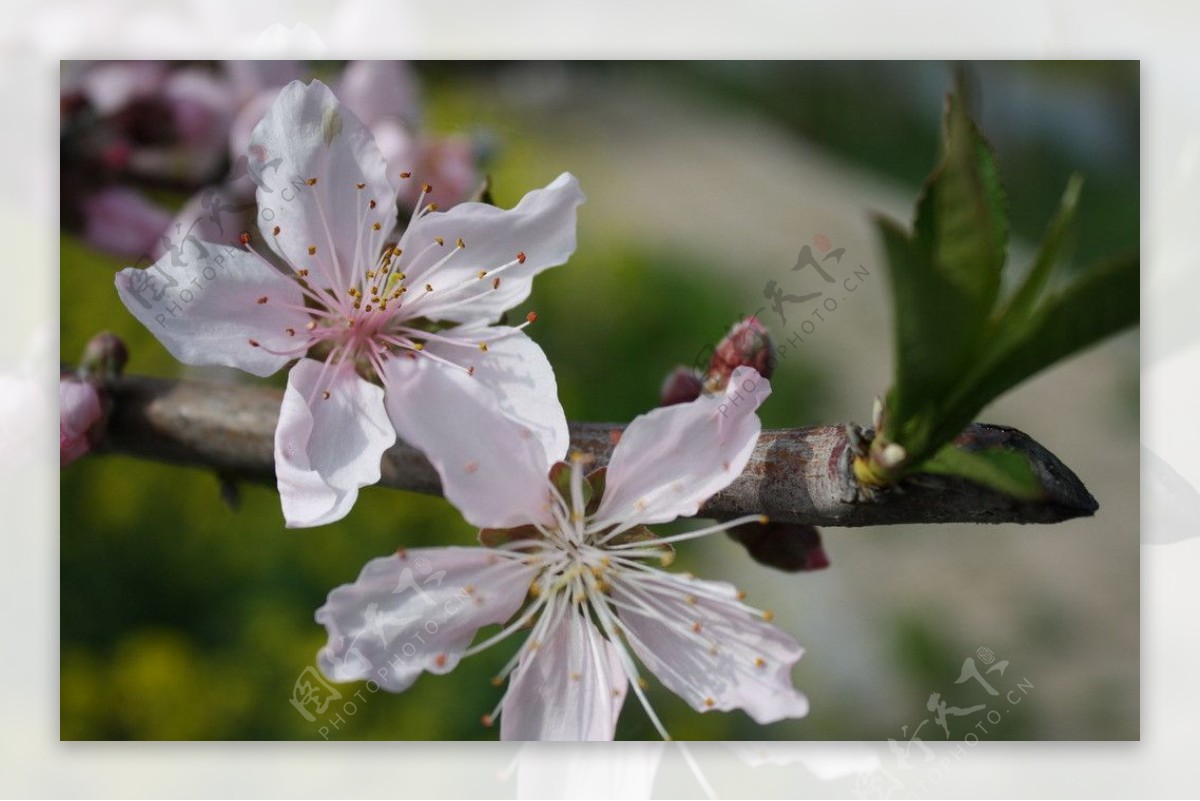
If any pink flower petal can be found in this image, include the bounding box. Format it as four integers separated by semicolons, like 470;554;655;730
336;60;421;131
500;610;628;741
248;80;398;290
161;67;235;178
381;351;557;529
115;244;310;378
422;323;568;469
398;172;584;324
594;366;770;527
275;359;396;528
82;187;172;259
612;573;808;725
223;60;305;107
316;547;537;692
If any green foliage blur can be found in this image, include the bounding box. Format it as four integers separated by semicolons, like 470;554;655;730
61;61;1138;741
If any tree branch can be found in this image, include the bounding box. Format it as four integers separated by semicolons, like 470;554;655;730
100;374;1098;527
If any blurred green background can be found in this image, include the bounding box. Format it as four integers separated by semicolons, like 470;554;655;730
61;61;1139;740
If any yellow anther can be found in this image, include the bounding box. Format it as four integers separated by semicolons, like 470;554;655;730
413;343;425;351
456;237;465;248
754;657;766;668
372;222;381;230
704;697;715;708
476;270;487;279
425;283;434;292
762;610;775;622
478;342;489;352
306;177;317;186
307;245;317;255
434;236;444;246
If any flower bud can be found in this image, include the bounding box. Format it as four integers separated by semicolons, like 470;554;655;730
728;521;829;572
707;317;775;391
79;331;129;380
659;366;704;406
60;377;103;467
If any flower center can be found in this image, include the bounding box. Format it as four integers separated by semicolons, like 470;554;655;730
239;176;534;401
473;453;774;739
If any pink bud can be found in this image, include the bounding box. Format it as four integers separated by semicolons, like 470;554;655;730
708;316;776;390
659;366;704;406
80;331;128;379
729;521;829;572
60;378;103;467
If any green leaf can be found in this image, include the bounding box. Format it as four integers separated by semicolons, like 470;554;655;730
913;91;1009;332
997;173;1083;329
917;443;1043;501
943;250;1139;437
875;216;980;455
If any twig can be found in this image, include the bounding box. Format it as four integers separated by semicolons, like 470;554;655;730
101;374;1098;526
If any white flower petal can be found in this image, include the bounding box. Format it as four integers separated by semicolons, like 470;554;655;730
159;184;257;255
594;367;770;527
115;245;309;377
613;574;808;725
398;172;584;324
275;359;395;527
423;323;568;468
249;80;397;289
381;353;557;529
316;547;537;692
501;610;628;741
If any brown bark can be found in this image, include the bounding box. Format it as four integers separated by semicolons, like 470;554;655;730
101;374;1098;527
